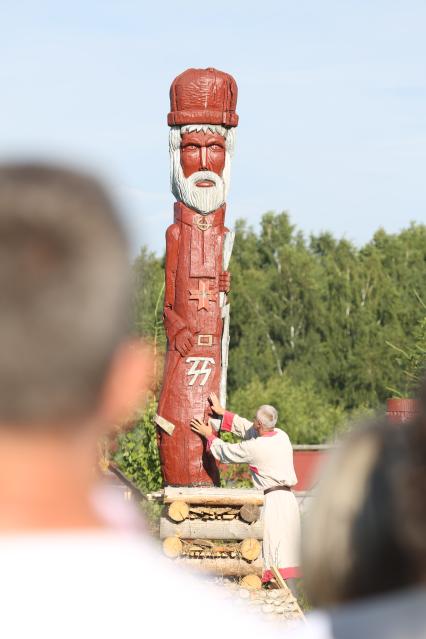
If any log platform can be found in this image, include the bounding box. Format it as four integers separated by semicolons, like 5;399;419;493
159;487;265;577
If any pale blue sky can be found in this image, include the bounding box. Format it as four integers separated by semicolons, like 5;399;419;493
1;1;425;254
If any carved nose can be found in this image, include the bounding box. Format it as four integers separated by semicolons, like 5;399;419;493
200;146;207;169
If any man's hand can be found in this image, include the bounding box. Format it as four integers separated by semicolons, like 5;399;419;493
190;418;213;439
219;271;231;294
208;392;225;416
175;328;194;357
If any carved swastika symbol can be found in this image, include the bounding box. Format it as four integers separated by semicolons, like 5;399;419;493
186;357;215;386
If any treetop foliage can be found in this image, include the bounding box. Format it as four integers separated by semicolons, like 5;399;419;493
132;211;426;444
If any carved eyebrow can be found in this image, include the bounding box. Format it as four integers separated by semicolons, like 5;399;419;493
207;141;225;147
181;136;225;148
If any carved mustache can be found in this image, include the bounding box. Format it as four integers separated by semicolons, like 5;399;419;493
187;171;223;188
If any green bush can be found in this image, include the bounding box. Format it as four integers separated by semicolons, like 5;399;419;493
387;314;426;397
113;398;162;493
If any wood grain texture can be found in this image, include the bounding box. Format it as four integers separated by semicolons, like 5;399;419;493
164;486;264;506
168;500;190;522
160;517;263;540
176;556;262;577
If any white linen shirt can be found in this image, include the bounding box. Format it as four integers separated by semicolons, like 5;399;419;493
208;411;297;490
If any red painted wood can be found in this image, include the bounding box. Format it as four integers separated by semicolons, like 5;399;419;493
157;68;239;487
386;398;419;423
292;450;327;491
157;203;225;486
168;67;239;127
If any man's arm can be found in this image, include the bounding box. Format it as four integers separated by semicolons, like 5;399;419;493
190;419;254;464
208;393;257;440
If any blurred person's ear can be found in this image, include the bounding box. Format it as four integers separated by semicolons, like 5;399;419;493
95;340;153;428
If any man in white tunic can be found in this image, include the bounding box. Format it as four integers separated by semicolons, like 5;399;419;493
191;393;301;588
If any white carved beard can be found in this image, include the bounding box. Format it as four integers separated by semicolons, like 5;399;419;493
170;149;232;215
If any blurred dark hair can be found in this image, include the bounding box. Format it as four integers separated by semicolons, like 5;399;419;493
0;164;130;426
398;378;426;582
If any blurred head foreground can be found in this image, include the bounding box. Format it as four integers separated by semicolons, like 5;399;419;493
0;164;134;426
303;409;426;607
0;164;151;531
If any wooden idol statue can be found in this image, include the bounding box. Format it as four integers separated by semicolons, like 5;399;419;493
155;67;239;486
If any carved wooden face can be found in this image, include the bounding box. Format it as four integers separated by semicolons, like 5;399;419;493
170;126;232;214
180;131;226;184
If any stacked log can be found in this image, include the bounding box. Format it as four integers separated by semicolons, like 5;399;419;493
161;487;264;581
177;556;263;577
168;502;261;523
160;517;263;540
162;538;261;561
163;486;264;506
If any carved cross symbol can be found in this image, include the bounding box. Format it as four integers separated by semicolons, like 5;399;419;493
189;280;216;310
186;357;215;386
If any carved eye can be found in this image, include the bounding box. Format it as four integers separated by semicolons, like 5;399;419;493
209;145;223;151
183;145;198;151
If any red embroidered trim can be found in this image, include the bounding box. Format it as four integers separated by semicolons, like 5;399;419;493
262;567;301;583
206;433;218;452
261;430;277;437
221;411;235;432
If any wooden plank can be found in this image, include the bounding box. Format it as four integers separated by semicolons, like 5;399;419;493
270;565;287;589
270;566;306;621
164;486;264;506
160;517;263;540
176;556;262;577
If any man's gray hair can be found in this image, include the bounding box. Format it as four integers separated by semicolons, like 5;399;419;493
0;164;131;426
256;405;278;430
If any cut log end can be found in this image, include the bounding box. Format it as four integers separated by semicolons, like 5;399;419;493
240;538;261;561
168;500;189;522
239;504;261;523
240;574;262;590
162;536;183;558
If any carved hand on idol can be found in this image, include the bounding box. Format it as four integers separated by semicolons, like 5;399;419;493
208;392;225;416
190;418;213;439
219;271;231;293
175;328;194;357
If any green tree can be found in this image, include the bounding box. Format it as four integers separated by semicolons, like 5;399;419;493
113;398;162;493
127;213;426;452
229;375;346;444
133;246;165;345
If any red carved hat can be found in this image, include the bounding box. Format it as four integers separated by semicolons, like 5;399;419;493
168;67;239;128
